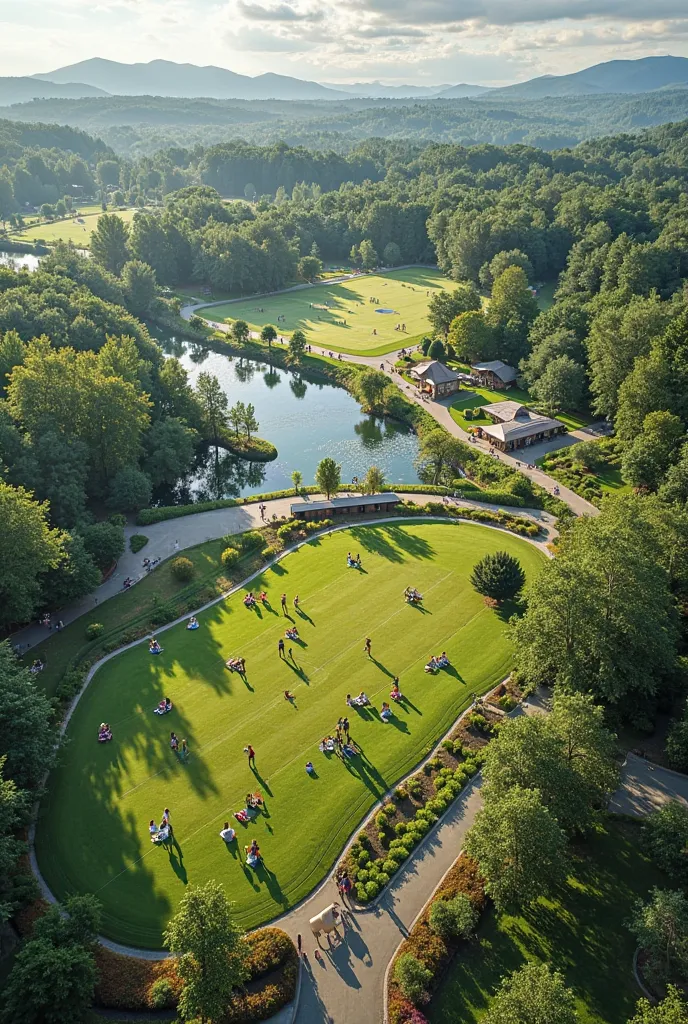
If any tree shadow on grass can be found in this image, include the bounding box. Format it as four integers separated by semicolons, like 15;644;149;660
494;597;526;623
349;523;436;564
255;861;288;909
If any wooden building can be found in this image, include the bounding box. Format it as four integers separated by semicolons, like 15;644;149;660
470;360;518;390
290;493;401;522
475;401;566;452
410;360;460;399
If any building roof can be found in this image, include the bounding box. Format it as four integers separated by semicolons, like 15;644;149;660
481;401;530;422
479;415;564;444
471;360;518;384
290;493;401;514
412;360;459;385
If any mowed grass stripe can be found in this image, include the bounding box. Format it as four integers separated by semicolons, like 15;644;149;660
36;523;544;947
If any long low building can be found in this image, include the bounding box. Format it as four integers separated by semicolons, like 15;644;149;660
475;401;566;452
290;493;401;521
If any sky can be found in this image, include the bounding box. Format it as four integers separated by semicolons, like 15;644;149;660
2;0;688;86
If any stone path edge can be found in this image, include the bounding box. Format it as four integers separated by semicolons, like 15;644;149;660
28;515;548;959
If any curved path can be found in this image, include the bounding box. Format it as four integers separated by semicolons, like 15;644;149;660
11;491;555;651
181;300;602;518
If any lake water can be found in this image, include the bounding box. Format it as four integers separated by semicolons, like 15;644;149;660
0;251;41;272
158;336;420;502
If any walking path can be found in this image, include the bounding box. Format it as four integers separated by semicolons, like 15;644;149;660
609;752;688;816
180;301;602;518
11;492;555;652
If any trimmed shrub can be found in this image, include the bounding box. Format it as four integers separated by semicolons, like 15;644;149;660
394;787;408;801
129;533;148;553
86;622;104;641
383;859;400;875
395;822;408;836
413;819;430;836
148;978;175;1009
262;544;280;560
237;530;264;551
221;546;240;568
365;879;381;899
356;869;369;884
170;556;194;581
377;871;390;887
394;953;432;1004
429;893;478;939
355;883;368;902
357;850;370;868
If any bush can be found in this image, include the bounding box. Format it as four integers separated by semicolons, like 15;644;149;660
357;850;370;868
129;534;148;553
237;530;264;551
365;879;381;899
86;622;104;641
429;893;478;939
356;869;369;884
395;822;408;836
643;803;688;886
148;977;175;1009
107;467;152;512
355;882;368;902
81;521;125;571
383;802;396;818
171;556;194;582
221;546;240;568
377;871;390;887
394;787;408;801
394;953;433;1004
499;694;517;711
383;858;400;875
262;544;280;560
413;819;430;836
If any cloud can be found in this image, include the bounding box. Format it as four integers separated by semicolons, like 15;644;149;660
238;1;324;21
354;0;688;27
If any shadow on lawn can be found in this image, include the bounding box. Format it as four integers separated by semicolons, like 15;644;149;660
349;524;435;564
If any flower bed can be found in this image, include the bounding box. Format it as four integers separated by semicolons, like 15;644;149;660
400;500;541;539
387;856;487;1024
337;703;503;905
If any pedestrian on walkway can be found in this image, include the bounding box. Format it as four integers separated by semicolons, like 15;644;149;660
297;933;302;956
245;744;256;768
278;638;285;658
364;637;372;657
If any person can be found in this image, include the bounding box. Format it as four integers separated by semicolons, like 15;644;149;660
154;696;173;714
284;689;295;701
343;717;350;742
149;819;158;837
163;807;172;833
149;637;162;654
245;744;256;768
170;732;179;752
357;691;370;705
338;871;352;899
380;701;392;721
390;679;404;702
30;659;45;674
98;723;112;742
181;738;189;760
259;591;268;604
243;592;256;608
346;693;354;706
293;594;300;610
286;626;299;640
278;638;285;658
281;593;288;614
187;616;199;630
305;761;315;775
364;637;372;657
425;656;438;673
437;651;450;668
220;821;236;842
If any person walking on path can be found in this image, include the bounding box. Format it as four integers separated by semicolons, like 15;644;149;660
281;593;288;615
364;637;372;657
278;637;285;658
245;744;256;769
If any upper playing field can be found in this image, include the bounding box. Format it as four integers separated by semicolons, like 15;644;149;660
200;267;456;356
14;208;138;246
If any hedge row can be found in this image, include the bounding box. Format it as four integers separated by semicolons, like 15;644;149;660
403;501;541;538
387;857;487;1024
93;927;297;1018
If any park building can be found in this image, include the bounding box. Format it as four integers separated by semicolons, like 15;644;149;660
409;360;460;399
470;360;518;390
291;493;401;521
474;401;566;452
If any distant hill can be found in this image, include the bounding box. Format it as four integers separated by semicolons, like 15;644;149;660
437;84;493;98
323;82;452;99
33;58;348;101
490;56;688;99
0;77;107;106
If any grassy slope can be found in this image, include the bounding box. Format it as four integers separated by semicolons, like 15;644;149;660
36;522;543;948
428;819;664;1024
199;268;455;356
14;208;138;246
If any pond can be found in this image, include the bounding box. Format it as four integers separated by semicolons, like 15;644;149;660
157;335;421;502
0;251;41;272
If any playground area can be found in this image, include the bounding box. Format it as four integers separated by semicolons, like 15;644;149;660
200;267;457;356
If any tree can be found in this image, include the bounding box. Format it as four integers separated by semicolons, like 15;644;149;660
548;691;619;799
315;457;341;499
31;431;89;528
196;373;228;447
0;644;55;789
0;481;64;631
483;962;577;1024
448;311;495;363
621;411;685;491
480;249;533;292
244;183;256;201
629;987;688;1024
291;470;302;495
359;239;378;270
242;403;258;439
261;324;277;353
464;786;567;910
1;894;100;1024
288;329;307;363
667;716;688;773
471;551;525;602
357;369;389;412
428;338;446;361
530;356;586;415
144;418;199;488
629;888;688;986
164;880;249;1024
106;467;153;512
40;532;100;610
415;429;465;485
393;953;432;1004
297;255;322;282
521;328;586;389
80;521;125;572
383;242;402;266
0;756;27;923
89;214;130;276
231;320;250;345
486;266;539;365
361;465;385;495
349;244;361;266
429;893;477;939
643;803;688;887
0;330;26;398
228;401;246;438
428;286;481;336
121;260;157;316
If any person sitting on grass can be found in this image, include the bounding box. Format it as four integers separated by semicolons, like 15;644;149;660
390;679;404;702
170;732;179;752
356;691;370;706
245;839;261;867
151;819;169;843
149;637;162;654
98;722;112;742
425;656;439;674
346;693;354;707
154;696;172;714
187;616;199;630
225;657;246;673
380;701;393;722
220;821;236;843
437;651;450;668
305;761;315;775
285;626;299;640
284;690;296;702
404;586;422;604
149;819;158;837
30;658;45;674
319;736;335;753
243;592;256;608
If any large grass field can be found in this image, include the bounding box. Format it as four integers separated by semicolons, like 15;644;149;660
36;521;543;948
14;208;138;246
428;819;663;1024
200;267;456;356
449;383;591;433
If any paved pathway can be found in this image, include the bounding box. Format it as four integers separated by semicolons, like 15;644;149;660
609;752;688;816
11;492;555;652
181;301;602;518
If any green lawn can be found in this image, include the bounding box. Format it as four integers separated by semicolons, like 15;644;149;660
199;267;456;356
449;385;591;433
13;208;138;246
35;522;543;948
537;438;630;506
428;819;664;1024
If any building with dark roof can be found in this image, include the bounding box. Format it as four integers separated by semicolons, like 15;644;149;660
410;360;460;399
475;401;565;452
290;493;401;521
471;360;518;389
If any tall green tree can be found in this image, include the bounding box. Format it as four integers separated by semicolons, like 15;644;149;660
288;329;307;363
621;411;685;491
242;403;258;439
144;418;198;488
486;265;539;365
0;643;56;790
121;259;157;316
0;755;28;924
297;255;322;282
629;888;688;987
642;803;688;887
428;286;481;337
483;962;577;1024
357;369;389;412
448;311;495;363
196;373;228;447
315;457;341;499
260;324;277;354
0;330;25;398
164;880;249;1024
530;355;586;415
0;482;65;630
291;469;302;494
361;465;385;495
470;551;525;602
415;429;464;485
230;320;250;345
359;239;378;270
89;213;130;275
629;988;688;1024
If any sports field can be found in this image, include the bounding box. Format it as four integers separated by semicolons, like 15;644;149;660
201;267;456;356
36;522;544;948
14;208;138;246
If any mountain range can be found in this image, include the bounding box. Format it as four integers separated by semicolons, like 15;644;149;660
1;54;683;106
